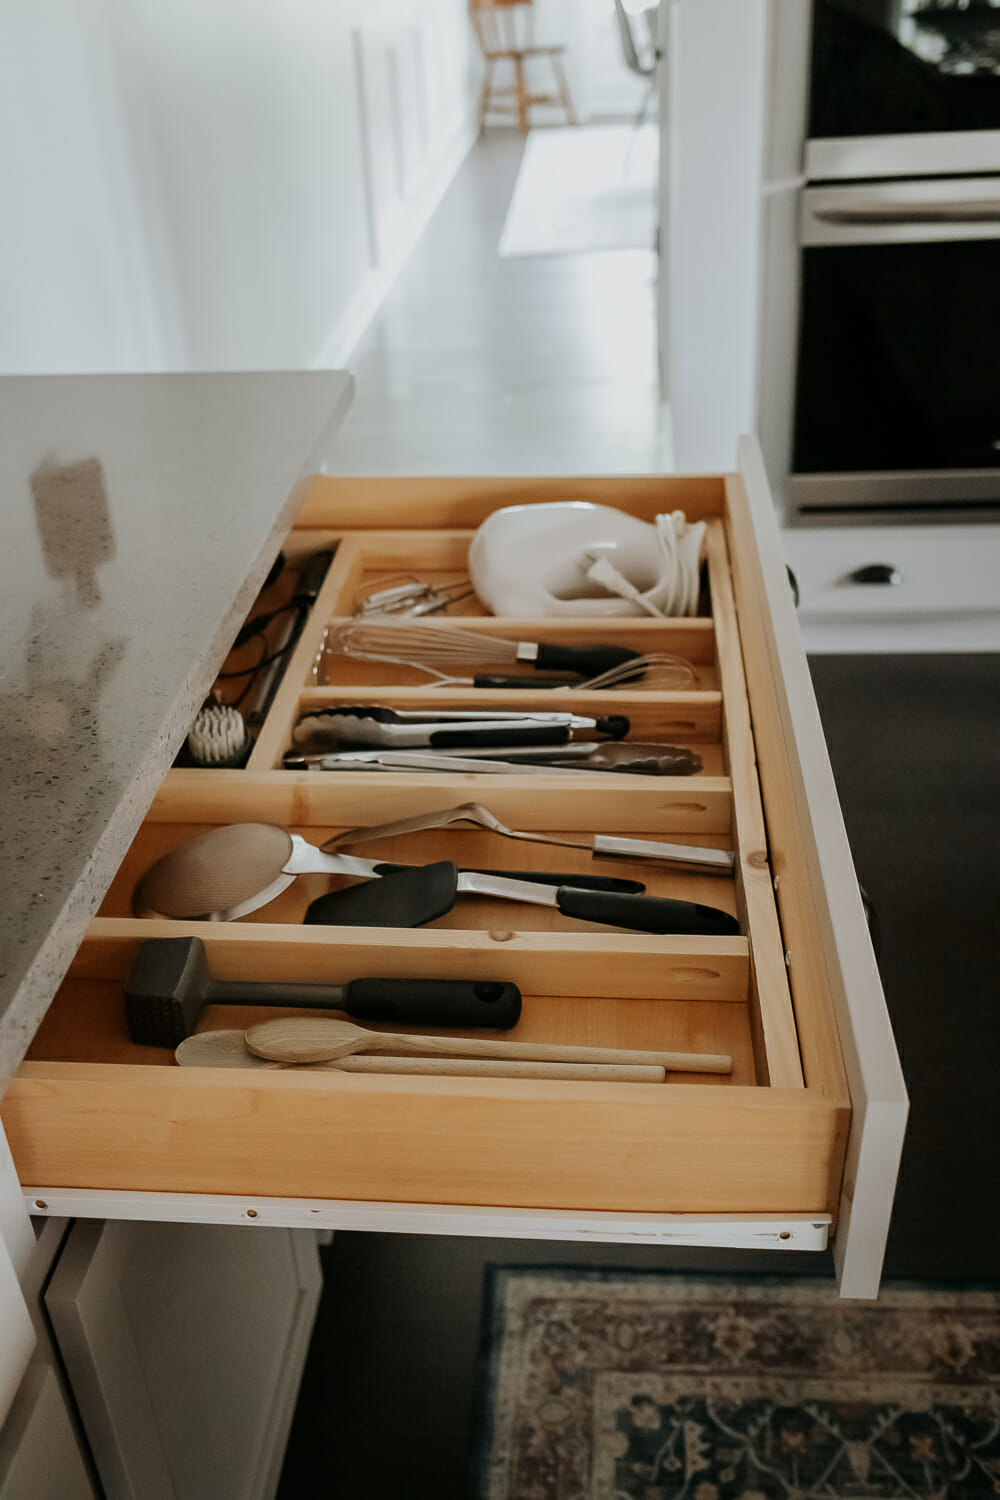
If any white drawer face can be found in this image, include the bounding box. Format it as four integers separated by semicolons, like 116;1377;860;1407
782;526;1000;619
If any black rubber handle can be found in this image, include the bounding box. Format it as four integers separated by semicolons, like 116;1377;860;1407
472;674;583;689
426;725;570;747
554;888;740;935
848;563;903;586
534;644;643;679
210;975;522;1027
371;863;645;893
342;977;522;1027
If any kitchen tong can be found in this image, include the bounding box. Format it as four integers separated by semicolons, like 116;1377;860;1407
292;705;629;749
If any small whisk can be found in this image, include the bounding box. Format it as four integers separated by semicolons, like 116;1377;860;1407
556;654;698;691
320;621;697;689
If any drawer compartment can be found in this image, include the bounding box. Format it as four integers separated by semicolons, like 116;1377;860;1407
3;464;900;1288
11;924;844;1214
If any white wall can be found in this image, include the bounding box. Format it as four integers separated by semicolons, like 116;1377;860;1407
0;0;176;372
658;0;769;472
0;0;477;375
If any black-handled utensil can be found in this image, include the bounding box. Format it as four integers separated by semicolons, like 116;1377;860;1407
330;621;644;684
124;935;523;1047
373;866;645;893
132;826;644;924
305;863;740;935
293;706;630;748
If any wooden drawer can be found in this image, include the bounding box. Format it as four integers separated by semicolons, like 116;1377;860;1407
1;444;906;1298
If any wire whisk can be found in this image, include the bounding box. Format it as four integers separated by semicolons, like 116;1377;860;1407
319;621;698;689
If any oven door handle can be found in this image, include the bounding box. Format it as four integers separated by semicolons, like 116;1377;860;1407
815;200;1000;226
802;179;1000;245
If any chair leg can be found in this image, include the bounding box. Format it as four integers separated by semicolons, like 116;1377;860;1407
550;55;577;126
513;55;528;133
634;76;656;132
478;56;496;130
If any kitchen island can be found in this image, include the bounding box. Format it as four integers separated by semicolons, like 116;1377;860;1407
0;372;353;1078
0;373;353;1454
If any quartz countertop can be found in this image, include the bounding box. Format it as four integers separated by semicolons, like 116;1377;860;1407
0;372;353;1081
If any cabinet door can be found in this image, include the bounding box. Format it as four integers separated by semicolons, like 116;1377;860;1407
0;1365;96;1500
0;1130;35;1426
45;1220;322;1500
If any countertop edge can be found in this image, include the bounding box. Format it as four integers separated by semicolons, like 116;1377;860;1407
0;372;354;1085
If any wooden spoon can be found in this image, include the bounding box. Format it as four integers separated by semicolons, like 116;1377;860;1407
245;1017;732;1073
175;1029;667;1081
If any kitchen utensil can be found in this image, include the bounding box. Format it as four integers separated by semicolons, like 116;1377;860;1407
124;935;523;1046
323;801;734;875
186;703;250;768
245;1017;733;1072
284;750;576;774
174;1029;667;1081
467;502;706;618
245;549;333;730
133;824;648;922
357;577;474;617
326;621;645;684
291;705;630;749
285;741;704;776
432;651;700;689
545;653;699;692
304;861;740;934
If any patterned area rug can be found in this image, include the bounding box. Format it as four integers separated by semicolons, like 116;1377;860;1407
473;1270;1000;1499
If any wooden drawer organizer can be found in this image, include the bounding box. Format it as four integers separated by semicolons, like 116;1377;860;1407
3;475;851;1220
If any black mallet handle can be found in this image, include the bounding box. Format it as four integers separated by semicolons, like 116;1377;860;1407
124;936;521;1048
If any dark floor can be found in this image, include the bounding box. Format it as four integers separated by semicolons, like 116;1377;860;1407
277;653;1000;1499
809;652;1000;1284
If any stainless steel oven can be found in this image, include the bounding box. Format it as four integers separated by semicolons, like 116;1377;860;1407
807;0;1000;178
783;0;1000;525
788;175;1000;521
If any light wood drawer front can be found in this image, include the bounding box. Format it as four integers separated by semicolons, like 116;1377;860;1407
2;459;903;1293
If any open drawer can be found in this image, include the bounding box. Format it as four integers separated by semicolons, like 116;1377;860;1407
1;441;906;1298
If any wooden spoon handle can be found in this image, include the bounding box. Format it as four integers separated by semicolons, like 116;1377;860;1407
174;1034;663;1081
336;1057;666;1082
245;1018;731;1073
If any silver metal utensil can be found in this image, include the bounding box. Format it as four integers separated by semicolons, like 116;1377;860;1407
322;801;734;874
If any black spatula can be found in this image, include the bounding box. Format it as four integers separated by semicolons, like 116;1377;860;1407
305;863;740;935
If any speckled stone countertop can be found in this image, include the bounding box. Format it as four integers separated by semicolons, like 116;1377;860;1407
0;372;353;1082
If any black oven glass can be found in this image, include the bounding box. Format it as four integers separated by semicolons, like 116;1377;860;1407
810;0;1000;138
793;238;1000;473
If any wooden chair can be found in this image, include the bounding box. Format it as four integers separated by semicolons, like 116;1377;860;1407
470;0;577;134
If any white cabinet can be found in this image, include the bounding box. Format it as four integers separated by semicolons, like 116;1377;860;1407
783;524;1000;652
0;1365;97;1500
43;1220;323;1500
0;1133;36;1428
